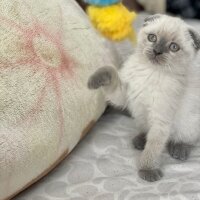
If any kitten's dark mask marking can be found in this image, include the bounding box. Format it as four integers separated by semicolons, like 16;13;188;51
153;38;168;56
146;37;169;64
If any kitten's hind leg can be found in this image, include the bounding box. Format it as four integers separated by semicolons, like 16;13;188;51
168;89;200;161
133;133;146;150
168;104;200;161
132;115;148;150
168;141;192;161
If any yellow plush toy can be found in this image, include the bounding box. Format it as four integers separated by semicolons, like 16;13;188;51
84;0;137;44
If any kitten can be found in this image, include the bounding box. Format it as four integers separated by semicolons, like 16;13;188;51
88;14;200;182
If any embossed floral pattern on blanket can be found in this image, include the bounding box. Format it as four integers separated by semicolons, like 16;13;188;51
16;112;200;200
0;0;117;199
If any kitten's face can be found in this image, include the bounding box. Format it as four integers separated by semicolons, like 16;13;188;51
137;15;198;70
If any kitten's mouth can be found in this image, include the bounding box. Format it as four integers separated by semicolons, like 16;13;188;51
148;54;165;65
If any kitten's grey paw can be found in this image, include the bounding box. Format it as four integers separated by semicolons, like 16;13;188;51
133;133;146;150
168;141;191;161
139;169;163;182
88;66;115;89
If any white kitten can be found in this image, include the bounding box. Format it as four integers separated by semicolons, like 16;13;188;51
88;14;200;182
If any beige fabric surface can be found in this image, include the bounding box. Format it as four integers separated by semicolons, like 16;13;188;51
0;0;118;199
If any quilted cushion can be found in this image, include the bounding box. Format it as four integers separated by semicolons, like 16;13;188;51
0;0;118;199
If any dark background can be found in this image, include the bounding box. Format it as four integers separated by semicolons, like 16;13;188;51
75;0;200;19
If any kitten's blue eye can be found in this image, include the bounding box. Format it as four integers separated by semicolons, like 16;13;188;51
148;34;157;42
169;42;180;52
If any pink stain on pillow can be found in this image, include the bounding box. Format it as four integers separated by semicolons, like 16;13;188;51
0;1;75;141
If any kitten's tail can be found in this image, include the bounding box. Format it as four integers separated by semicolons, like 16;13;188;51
88;66;126;108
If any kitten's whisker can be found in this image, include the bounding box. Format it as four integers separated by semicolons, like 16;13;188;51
168;65;173;74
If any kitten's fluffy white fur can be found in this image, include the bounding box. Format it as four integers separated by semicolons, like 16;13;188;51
88;14;200;181
172;62;200;144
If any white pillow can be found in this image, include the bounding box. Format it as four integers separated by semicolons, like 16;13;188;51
0;0;118;199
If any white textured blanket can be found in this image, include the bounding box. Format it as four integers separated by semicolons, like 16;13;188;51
15;111;200;200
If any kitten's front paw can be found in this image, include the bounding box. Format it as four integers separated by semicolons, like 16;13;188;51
168;141;191;161
133;133;146;150
88;66;115;90
138;169;163;182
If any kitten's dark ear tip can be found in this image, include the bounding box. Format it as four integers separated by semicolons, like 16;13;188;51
189;29;200;50
143;14;163;26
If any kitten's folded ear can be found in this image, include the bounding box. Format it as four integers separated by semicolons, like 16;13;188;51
143;14;163;27
189;28;200;50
